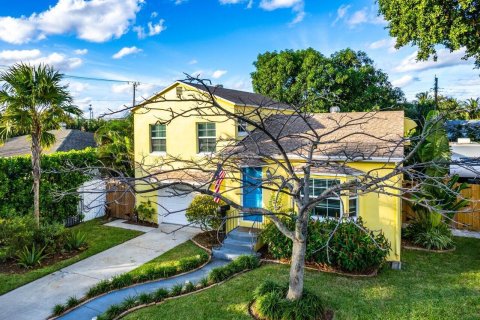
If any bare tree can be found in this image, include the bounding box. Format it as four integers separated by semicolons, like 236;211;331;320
55;76;479;302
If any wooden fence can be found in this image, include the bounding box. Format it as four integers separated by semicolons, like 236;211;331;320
402;183;480;231
106;180;136;220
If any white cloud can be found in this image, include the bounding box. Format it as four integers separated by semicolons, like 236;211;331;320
212;70;228;79
0;0;144;44
219;0;246;3
112;46;142;59
174;0;188;4
111;82;157;98
134;19;166;39
147;20;166;36
368;38;397;53
151;11;158;18
259;0;305;24
74;48;88;55
67;81;89;94
0;49;82;70
188;59;198;65
332;4;351;25
391;75;420;87
395;48;470;72
347;9;368;26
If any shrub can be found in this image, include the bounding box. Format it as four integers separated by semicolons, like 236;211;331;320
86;279;111;298
104;304;123;320
178;253;208;272
184;281;196;293
199;277;209;288
0;148;98;223
138;292;154;304
404;209;455;250
153;288;169;302
64;231;87;251
254;280;325;320
261;217;391;273
52;304;66;316
208;255;260;283
16;245;47;268
186;195;224;231
170;283;183;296
135;201;155;222
121;296;138;310
110;273;135;289
66;296;80;309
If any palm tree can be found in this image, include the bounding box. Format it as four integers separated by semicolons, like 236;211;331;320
0;64;81;227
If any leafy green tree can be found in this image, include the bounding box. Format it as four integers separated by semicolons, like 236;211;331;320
251;48;404;112
0;64;80;227
94;116;134;176
378;0;480;68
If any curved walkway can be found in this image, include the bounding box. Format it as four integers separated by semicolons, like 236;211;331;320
57;258;229;320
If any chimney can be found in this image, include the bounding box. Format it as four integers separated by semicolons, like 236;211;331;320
329;106;341;113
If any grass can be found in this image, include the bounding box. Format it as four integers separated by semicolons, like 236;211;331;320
124;237;480;320
127;240;206;277
0;219;143;295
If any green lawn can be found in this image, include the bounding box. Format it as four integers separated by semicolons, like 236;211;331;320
0;219;143;295
128;240;206;277
125;237;480;320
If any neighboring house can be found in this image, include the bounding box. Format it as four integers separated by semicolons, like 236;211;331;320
132;81;406;263
0;128;96;157
450;138;480;182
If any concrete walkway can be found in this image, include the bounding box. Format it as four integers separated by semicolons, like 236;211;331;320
58;258;229;320
0;222;199;320
452;228;480;239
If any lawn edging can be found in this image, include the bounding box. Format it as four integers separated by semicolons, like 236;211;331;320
49;240;211;319
402;244;456;253
112;268;255;320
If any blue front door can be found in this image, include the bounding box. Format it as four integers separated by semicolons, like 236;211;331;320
242;167;263;222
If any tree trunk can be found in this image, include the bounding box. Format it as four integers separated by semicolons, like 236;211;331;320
286;220;307;300
31;133;41;228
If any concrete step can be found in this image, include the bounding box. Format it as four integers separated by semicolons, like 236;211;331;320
222;238;255;251
212;247;260;261
227;229;259;242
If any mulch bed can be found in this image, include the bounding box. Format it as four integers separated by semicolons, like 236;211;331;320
123;219;159;228
192;231;225;250
248;300;334;320
401;239;456;253
259;247;378;277
0;247;87;274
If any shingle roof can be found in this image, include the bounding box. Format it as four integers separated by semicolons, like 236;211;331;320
294;163;365;176
0;129;96;158
180;81;293;109
230;111;405;161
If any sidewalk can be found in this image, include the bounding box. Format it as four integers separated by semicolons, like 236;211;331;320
0;222;199;320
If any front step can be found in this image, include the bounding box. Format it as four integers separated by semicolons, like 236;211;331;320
212;227;260;261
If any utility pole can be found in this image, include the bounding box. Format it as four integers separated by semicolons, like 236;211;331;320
88;104;93;120
433;75;439;110
132;82;139;108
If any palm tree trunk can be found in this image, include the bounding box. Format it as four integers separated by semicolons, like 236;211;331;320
31;133;41;228
286;220;307;301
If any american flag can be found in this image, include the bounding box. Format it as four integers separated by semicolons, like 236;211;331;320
213;169;226;203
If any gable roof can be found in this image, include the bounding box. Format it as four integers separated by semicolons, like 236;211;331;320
179;81;293;109
229;111;405;162
0;129;96;158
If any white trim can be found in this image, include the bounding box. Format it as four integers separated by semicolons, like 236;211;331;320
278;154;404;163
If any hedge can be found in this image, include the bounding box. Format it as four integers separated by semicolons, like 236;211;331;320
0;148;99;223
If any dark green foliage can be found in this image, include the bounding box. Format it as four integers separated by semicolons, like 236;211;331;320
404;212;455;250
52;304;66;316
199;277;209;288
254;281;325;320
16;245;47;268
110;273;135;289
170;283;183;296
0;148;98;223
104;304;123;320
186;195;224;231
153;288;169;302
261;217;391;272
121;296;138;310
378;0;480;68
184;281;196;293
251;48;404;112
135;201;155;222
82;252;207;300
64;231;88;251
66;296;79;309
138;292;154;305
208;255;260;283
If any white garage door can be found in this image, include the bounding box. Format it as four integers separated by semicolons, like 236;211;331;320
158;188;197;225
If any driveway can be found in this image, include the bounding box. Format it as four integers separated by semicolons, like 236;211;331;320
0;222;199;320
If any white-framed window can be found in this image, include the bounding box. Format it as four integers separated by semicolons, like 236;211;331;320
304;178;358;218
197;122;216;153
151;124;166;152
237;119;248;136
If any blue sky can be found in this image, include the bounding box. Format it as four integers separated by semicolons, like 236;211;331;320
0;0;478;115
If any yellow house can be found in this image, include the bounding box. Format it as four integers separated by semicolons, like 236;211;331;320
132;81;405;263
